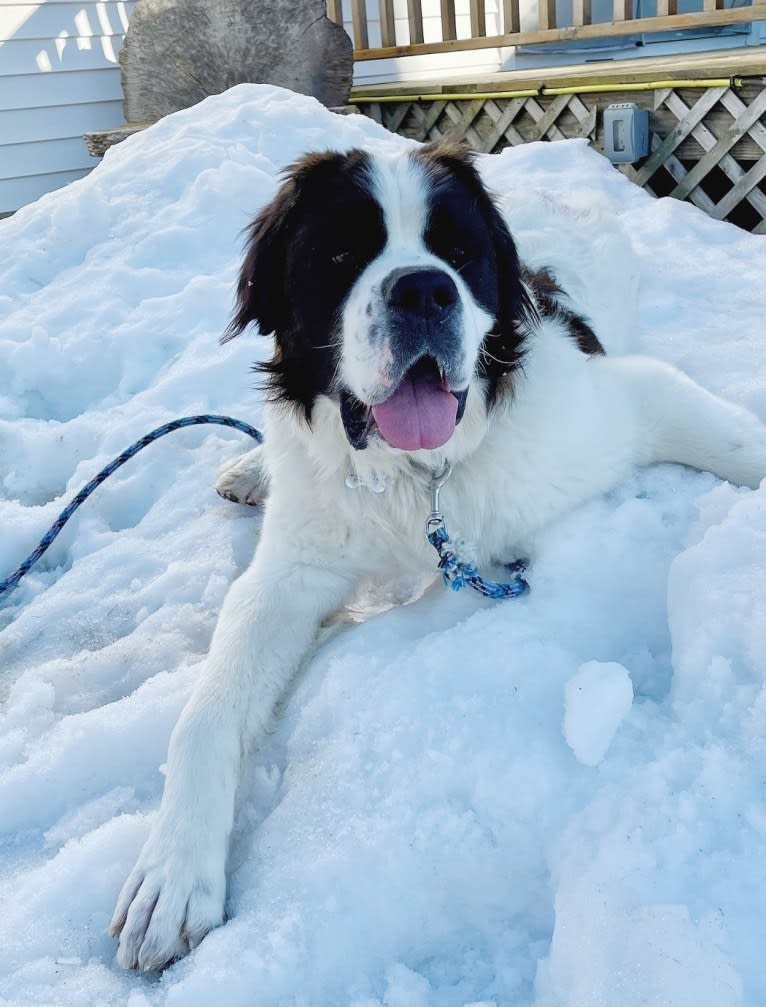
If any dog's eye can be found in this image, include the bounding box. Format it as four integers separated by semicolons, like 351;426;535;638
331;250;354;267
446;246;471;269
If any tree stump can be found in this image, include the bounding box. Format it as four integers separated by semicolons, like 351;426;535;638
119;0;354;123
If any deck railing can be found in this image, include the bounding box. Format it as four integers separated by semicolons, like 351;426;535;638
327;0;766;60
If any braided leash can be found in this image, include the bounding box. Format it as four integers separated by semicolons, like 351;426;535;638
1;417;528;605
425;462;529;599
0;415;263;599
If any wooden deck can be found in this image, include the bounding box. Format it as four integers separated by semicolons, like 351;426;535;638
350;47;766;98
330;0;766;62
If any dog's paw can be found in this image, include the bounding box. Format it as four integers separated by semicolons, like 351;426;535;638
215;446;270;507
109;838;226;971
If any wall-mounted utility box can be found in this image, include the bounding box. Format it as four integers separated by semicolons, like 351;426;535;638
603;103;650;164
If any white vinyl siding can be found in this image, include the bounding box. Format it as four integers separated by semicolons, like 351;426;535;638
0;0;136;213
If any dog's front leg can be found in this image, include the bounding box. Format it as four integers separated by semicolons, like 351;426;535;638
109;533;355;971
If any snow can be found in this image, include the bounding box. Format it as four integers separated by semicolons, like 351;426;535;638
1;84;766;1006
563;662;633;767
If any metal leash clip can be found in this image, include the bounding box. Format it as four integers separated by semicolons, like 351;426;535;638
424;459;530;600
426;460;453;536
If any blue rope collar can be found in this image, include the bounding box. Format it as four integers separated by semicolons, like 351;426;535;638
425;462;529;600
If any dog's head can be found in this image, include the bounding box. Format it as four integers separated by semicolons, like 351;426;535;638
224;142;535;453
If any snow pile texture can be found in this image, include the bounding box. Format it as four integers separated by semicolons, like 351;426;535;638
1;85;765;1007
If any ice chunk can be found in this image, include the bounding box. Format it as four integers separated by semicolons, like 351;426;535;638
563;661;633;766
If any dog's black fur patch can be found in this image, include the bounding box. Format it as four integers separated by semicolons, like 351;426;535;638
523;265;604;357
413;143;537;401
224;150;386;419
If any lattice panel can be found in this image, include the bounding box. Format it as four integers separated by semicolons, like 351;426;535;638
356;82;766;232
620;85;766;233
360;93;597;153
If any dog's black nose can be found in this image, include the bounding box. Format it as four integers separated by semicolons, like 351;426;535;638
384;268;459;318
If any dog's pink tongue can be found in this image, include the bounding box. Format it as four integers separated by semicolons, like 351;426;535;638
372;372;458;450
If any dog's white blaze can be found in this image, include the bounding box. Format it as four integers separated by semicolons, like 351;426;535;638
340;152;492;402
369;151;431;250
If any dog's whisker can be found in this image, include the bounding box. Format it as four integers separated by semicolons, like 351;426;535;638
480;346;507;367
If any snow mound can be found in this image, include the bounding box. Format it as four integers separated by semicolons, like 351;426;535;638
1;84;766;1007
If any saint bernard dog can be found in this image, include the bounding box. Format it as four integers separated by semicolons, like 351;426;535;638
110;141;766;970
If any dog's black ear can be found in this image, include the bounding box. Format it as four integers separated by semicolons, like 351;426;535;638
477;198;538;387
487;200;537;341
222;150;364;344
221;178;299;343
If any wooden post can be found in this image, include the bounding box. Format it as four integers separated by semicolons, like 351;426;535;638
326;0;343;24
503;0;520;33
573;0;592;26
351;0;369;49
612;0;630;19
379;0;396;46
538;0;556;29
470;0;487;36
440;0;457;39
656;0;677;15
408;0;425;44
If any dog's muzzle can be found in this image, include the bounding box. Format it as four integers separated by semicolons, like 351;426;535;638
341;267;472;452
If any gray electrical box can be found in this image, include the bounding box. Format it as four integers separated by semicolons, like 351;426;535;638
603;103;650;164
